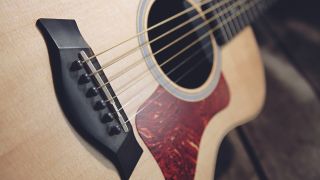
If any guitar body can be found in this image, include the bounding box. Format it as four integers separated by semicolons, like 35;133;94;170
0;0;265;179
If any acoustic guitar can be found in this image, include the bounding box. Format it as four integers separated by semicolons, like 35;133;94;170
0;0;276;179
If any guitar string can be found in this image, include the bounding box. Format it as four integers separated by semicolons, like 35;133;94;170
88;0;233;76
85;0;276;65
125;49;213;123
124;0;280;125
80;0;216;63
107;36;213;103
214;0;229;41
118;30;214;112
94;0;246;90
100;0;259;108
220;0;233;39
122;0;265;124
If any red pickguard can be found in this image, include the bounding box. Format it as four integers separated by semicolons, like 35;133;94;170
135;75;230;179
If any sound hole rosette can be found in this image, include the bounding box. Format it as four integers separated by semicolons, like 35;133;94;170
137;0;222;102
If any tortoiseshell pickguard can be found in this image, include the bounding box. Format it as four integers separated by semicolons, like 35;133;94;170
135;75;230;179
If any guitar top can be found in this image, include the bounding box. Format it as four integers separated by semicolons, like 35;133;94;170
0;0;276;179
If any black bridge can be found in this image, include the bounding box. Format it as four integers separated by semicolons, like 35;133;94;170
37;18;142;180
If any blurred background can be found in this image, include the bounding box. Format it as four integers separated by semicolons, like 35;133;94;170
215;0;320;179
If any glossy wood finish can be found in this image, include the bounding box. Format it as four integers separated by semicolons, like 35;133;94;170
0;0;265;179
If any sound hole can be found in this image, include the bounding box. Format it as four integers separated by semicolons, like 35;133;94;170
147;0;214;89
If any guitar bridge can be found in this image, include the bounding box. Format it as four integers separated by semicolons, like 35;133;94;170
79;51;129;132
37;18;142;180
